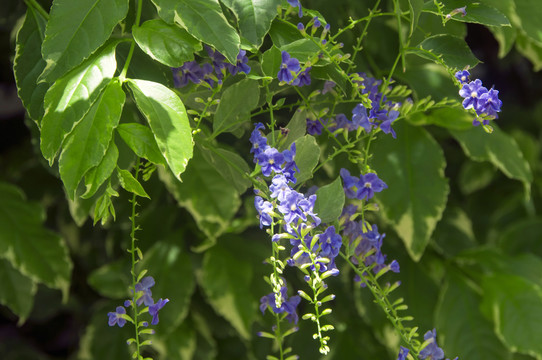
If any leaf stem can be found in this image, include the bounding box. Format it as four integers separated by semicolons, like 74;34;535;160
23;0;49;20
119;0;143;81
130;157;142;359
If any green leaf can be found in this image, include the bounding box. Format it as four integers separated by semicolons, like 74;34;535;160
137;240;196;331
221;0;281;47
449;125;533;195
433;207;476;258
127;79;193;181
116;167;150;198
371;122;449;261
174;0;241;63
157;320;197;360
199;144;252;194
82;140;119;199
87;258;130;299
150;0;177;23
280;38;321;63
13;7;48;120
516;32;542;72
498;218;542;257
280;109;307;150
458;160;496;195
412;107;473;131
262;45;282;78
213;79;260;135
269;18;304;47
158;148;241;247
481;274;542;358
314;177;345;224
414;34;480;69
514;0;542;46
40;41;119;165
116;123;167;167
199;242;256;340
422;1;510;27
40;0;128;82
436;270;510;360
133;19;202;68
408;0;424;37
59;80;125;200
294;135;320;183
0;182;72;293
0;258;36;324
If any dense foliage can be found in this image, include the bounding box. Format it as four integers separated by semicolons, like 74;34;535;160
1;0;542;359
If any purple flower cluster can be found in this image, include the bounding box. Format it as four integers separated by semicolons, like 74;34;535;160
172;46;250;88
340;168;387;201
308;74;401;138
260;285;302;323
419;329;458;360
278;51;311;86
456;70;502;125
107;276;169;327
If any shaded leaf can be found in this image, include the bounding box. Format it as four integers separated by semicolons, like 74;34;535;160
0;182;72;293
372;122;449;261
174;0;240;63
0;258;36;324
414;34;480;69
199;242;256;340
82;140;119;199
213;79;260;135
13;7;48;120
221;0;281;47
199;144;252;194
116;123;167;167
423;1;510;27
294;135;320;183
481;274;542;358
314;176;345;224
87;258;131;299
436;270;511;360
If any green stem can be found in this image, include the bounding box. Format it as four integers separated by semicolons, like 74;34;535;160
130;157;142;359
119;0;143;81
24;0;49;20
341;253;420;358
346;0;382;75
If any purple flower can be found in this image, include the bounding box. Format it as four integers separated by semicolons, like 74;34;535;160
278;51;300;84
357;172;387;200
172;61;204;87
227;50;251;75
278;190;307;225
352;104;372;133
397;346;409;360
281;143;299;183
307;118;324;135
459;79;488;111
340;168;360;199
328;113;349;132
477;88;502;118
293;67;311;86
270;174;292;202
260;286;301;323
249;123;269;160
287;0;303;18
312;17;321;28
135;276;155;306
149;298;169;325
455;70;470;84
419;329;445;360
107;306;127;327
379;109;399;138
205;45;226;72
257;147;285;176
322;80;336;94
255;196;273;228
319;226;342;258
